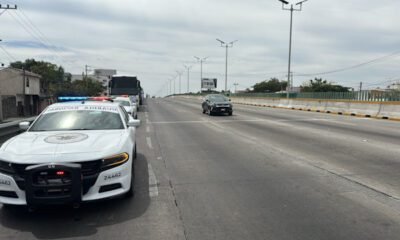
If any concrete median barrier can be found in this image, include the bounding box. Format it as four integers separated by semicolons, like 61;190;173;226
347;102;381;118
175;95;400;121
377;103;400;120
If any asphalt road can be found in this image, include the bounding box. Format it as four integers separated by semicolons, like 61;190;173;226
1;97;400;240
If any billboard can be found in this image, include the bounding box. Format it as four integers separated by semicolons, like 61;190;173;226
201;78;217;89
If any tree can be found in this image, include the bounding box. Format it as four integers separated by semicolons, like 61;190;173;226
301;78;350;92
10;59;105;97
10;59;66;96
70;78;105;96
253;78;287;93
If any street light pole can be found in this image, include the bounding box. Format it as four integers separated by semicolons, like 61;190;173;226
216;39;237;93
278;0;309;99
233;83;239;94
184;65;192;93
169;79;172;96
176;70;183;94
194;56;208;92
173;77;176;95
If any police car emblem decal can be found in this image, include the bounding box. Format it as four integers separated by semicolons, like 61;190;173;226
44;133;89;144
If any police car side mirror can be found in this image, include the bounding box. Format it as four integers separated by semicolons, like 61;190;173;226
19;121;30;130
128;119;141;128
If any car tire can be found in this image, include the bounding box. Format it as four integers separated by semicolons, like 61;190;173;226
228;112;233;116
125;149;136;198
134;144;137;160
208;109;213;116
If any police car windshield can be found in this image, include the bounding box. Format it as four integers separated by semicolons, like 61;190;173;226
29;110;124;131
209;95;228;102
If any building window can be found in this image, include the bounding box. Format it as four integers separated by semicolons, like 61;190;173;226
26;77;30;87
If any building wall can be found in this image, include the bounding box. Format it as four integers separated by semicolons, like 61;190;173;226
24;75;41;95
0;68;41;96
1;95;17;119
94;69;116;77
0;68;42;119
0;68;24;96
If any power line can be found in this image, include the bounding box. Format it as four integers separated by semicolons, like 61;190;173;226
295;50;400;77
0;45;16;61
5;5;78;69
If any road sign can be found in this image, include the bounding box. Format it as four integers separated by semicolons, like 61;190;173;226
201;78;217;90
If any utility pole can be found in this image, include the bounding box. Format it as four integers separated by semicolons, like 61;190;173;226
359;81;363;92
233;83;239;94
0;4;17;122
84;65;90;92
184;65;192;93
278;0;309;99
216;39;237;93
176;71;183;94
85;65;89;79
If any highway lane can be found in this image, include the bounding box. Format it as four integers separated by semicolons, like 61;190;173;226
168;97;400;199
171;96;400;199
0;97;399;240
147;97;400;240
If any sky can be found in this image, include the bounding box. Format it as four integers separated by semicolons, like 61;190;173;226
1;0;400;96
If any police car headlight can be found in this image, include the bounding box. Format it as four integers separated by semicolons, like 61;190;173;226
101;153;129;170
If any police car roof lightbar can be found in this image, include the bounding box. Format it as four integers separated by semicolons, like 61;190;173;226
58;96;89;102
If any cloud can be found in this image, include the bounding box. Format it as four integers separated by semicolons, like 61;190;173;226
1;0;400;95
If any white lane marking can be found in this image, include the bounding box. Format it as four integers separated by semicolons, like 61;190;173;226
149;118;357;126
315;119;356;126
146;137;153;149
146;126;150;133
148;163;159;198
207;121;226;132
205;122;224;133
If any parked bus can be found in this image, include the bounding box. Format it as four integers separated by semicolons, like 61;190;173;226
109;76;143;105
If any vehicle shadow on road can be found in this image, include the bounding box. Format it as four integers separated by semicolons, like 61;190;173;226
0;153;151;239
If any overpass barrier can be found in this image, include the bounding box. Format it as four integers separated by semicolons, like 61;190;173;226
174;95;400;121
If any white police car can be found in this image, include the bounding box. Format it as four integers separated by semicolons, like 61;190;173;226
0;100;140;207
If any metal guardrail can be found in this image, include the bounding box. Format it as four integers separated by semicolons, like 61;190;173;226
232;90;400;101
0;117;36;138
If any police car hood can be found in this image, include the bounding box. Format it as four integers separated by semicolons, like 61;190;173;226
0;130;126;163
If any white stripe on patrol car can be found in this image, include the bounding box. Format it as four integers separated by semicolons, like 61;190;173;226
45;105;119;114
